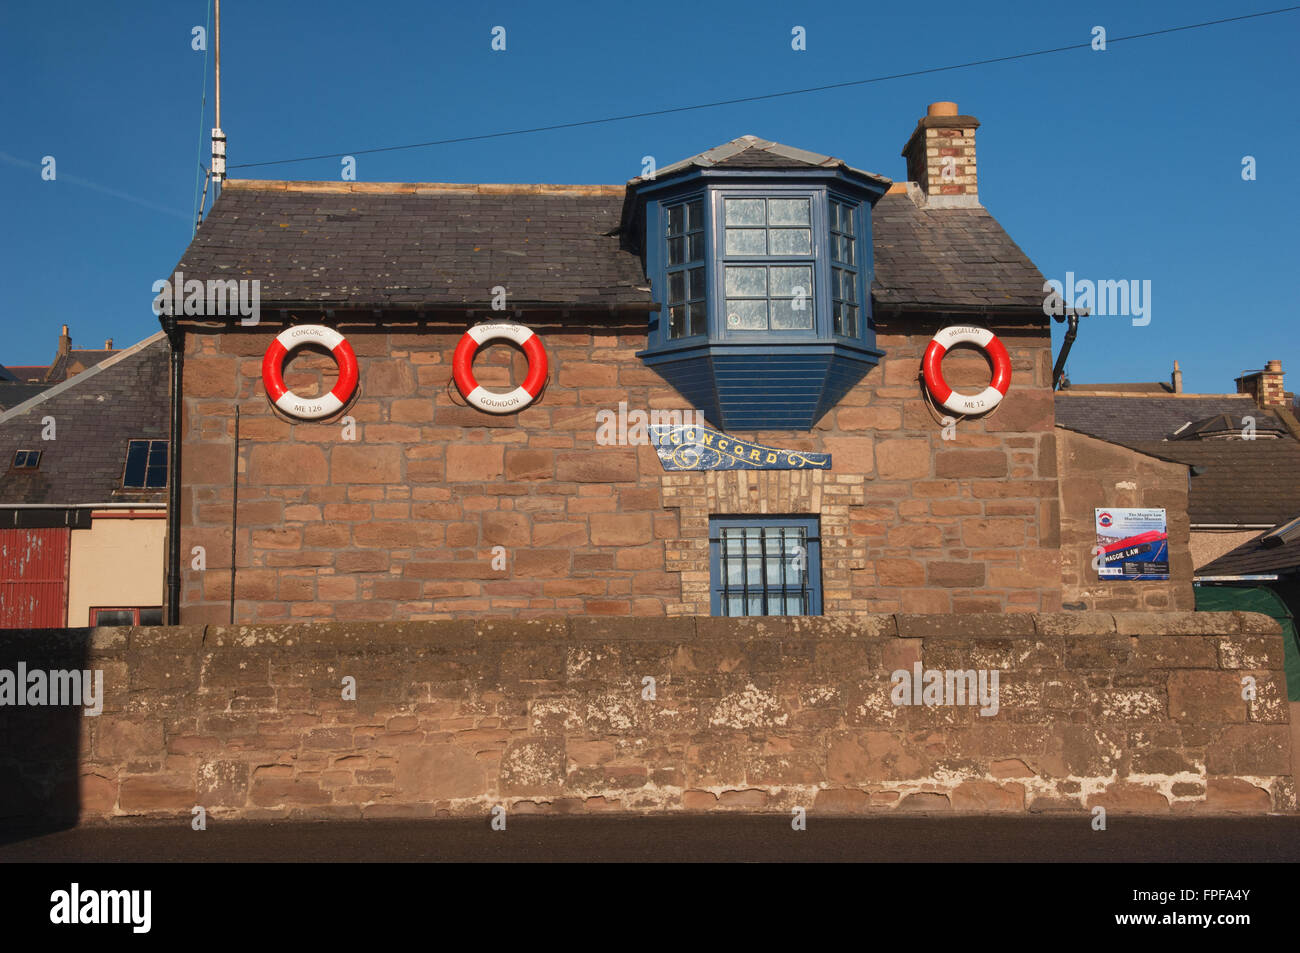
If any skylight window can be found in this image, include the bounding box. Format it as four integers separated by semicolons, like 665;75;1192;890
123;439;168;489
11;449;41;470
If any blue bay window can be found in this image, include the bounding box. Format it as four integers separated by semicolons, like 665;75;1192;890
633;168;888;431
709;515;822;617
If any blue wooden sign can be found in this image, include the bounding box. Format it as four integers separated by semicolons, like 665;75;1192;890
648;424;831;471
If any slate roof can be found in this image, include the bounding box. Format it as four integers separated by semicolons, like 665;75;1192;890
171;174;1050;317
1054;392;1275;443
1198;516;1300;577
0;382;53;412
3;366;48;383
173;182;650;311
648;135;891;186
48;348;119;383
0;334;170;505
870;192;1047;313
1122;439;1300;526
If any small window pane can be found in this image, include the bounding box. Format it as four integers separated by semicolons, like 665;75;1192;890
725;266;766;297
726;299;767;330
688;267;706;300
668;271;686;304
124;441;148;487
770;266;812;298
95;609;135;627
138;608;164;626
688;302;707;336
725;198;764;225
767;198;810;225
667;205;685;235
769;229;811;255
772;299;814;330
667;236;685;266
669;306;686;338
686;200;704;230
725;228;766;255
688;233;705;262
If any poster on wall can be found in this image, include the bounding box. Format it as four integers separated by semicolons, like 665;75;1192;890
1095;508;1169;580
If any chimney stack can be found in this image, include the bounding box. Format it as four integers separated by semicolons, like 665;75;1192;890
901;101;980;207
58;324;71;355
1171;360;1183;394
1236;360;1287;408
105;338;114;350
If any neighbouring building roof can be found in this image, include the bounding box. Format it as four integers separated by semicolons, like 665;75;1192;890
0;382;54;412
170;165;1051;317
2;365;49;383
1054;392;1279;443
0;334;170;505
1123;439;1300;526
1198;516;1300;577
48;348;119;383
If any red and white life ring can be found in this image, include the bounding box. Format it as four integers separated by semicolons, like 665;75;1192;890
921;325;1012;416
261;325;359;420
452;323;547;414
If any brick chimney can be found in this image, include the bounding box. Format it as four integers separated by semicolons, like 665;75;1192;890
105;338;114;350
1171;360;1183;394
58;324;71;355
1236;360;1287;408
901;101;980;207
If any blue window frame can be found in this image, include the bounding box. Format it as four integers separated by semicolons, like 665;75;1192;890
709;516;822;617
664;197;707;340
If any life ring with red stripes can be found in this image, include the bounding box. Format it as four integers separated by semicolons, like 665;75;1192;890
261;325;359;421
921;326;1012;416
452;323;547;414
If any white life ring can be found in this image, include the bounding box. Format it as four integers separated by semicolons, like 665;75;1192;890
452;323;548;414
261;325;359;420
921;325;1012;416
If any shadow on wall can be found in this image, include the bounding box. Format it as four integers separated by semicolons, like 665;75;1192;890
0;628;91;842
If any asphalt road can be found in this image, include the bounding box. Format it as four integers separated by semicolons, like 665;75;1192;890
2;814;1298;862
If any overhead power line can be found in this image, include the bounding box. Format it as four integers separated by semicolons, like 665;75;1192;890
230;6;1300;171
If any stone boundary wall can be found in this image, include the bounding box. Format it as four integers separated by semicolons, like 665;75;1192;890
0;612;1292;824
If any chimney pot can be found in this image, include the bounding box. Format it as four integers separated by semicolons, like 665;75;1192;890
928;101;959;117
1267;359;1282;372
105;338;113;350
1172;360;1183;394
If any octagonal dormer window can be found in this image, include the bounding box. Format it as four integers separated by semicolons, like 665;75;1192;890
628;138;889;430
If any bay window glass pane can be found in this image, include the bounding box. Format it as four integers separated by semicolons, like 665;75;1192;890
668;271;685;304
667;205;684;235
770;266;811;298
771;299;813;330
725;198;764;225
688;233;705;261
725;228;766;255
725;266;766;297
769;229;811;255
689;266;705;299
688;302;707;336
726;299;767;330
687;200;704;230
668;236;684;265
669;306;686;338
767;198;810;225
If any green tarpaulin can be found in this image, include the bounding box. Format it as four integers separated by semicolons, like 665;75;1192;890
1195;585;1300;701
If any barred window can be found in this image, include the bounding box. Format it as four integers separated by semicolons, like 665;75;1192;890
709;516;822;616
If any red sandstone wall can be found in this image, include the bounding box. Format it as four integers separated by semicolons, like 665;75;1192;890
1056;428;1195;611
177;313;1060;622
0;613;1291;822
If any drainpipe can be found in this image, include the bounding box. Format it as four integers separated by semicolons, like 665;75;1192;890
164;316;185;625
1052;312;1079;391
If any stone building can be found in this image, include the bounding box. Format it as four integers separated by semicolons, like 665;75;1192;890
161;101;1192;624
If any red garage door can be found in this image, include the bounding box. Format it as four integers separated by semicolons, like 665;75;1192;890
0;528;70;628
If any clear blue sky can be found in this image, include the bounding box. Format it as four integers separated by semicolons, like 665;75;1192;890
2;0;1297;393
